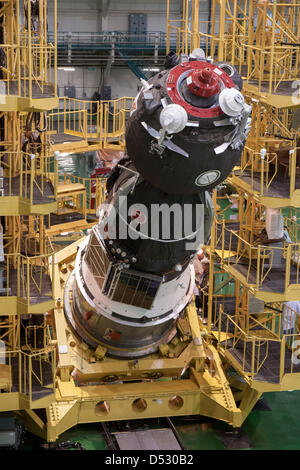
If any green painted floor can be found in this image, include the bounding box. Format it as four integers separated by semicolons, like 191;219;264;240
20;391;300;450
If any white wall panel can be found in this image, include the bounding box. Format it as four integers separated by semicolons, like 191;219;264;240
49;0;210;34
106;0;182;32
49;0;186;33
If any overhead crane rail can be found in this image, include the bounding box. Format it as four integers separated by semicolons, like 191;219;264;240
50;30;176;51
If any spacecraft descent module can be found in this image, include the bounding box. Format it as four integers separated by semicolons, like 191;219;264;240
64;50;251;358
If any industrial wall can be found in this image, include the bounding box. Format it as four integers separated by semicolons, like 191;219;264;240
49;0;184;33
49;0;211;100
104;0;181;32
56;67;140;100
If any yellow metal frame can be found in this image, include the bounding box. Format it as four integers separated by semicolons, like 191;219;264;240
11;239;263;442
27;0;299;442
1;0;300;444
0;0;60;429
0;151;58;216
0;0;58;111
59;172;107;215
47;97;134;153
0;251;55;315
0;346;56;410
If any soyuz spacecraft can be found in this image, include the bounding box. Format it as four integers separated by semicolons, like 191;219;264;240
64;50;251;358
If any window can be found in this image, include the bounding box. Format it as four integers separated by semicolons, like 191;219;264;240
107;268;161;309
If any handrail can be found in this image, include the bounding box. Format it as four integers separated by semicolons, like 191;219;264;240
237;146;288;195
166;1;299;90
219;307;284;381
218;307;255;379
0;151;57;206
219;301;300;383
222;227;300;291
247;315;281;340
48;96;134;150
0;251;55;305
0;346;56;400
48;30;178;49
0;42;56;99
0;0;57;99
284;215;300;243
214;194;240;223
236;42;299;94
60;172;107;214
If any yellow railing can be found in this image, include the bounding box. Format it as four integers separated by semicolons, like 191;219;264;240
218;305;300;383
251;307;300;342
221;228;300;292
0;251;55;306
48;108;88;140
0;347;56;402
62;97;99;139
22;230;54;259
1;216;53;258
60;172;107;214
214;192;240;223
284;216;300;244
25;324;52;352
234;143;300;200
101;97;134;148
214;218;226;252
205;271;236;326
47;97;134;150
0;41;56;100
166;21;217;57
236;43;299;94
0;151;58;204
0;0;57;101
166;0;300;98
166;0;215;55
218;307;274;381
217;1;299;95
212;204;265;252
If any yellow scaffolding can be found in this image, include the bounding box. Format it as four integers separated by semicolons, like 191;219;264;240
0;0;58;110
47;97;134;153
0;0;58;420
